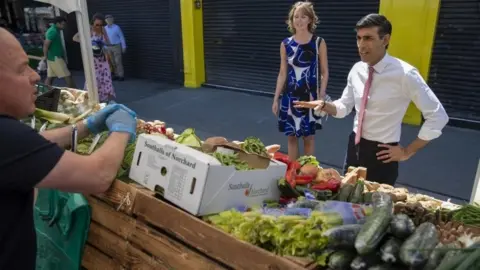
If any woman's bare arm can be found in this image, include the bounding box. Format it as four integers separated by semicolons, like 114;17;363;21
274;42;288;101
318;39;329;99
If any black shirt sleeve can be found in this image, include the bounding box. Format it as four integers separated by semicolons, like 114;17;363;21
0;116;65;191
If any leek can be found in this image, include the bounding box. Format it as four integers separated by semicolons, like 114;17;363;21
34;108;71;124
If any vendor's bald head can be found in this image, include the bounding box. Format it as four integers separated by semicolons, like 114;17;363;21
0;27;40;119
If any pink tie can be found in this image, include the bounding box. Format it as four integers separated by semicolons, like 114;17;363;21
355;66;375;145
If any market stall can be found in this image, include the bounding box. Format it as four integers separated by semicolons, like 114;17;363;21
28;97;480;269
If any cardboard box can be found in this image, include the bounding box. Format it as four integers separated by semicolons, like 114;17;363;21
129;134;287;216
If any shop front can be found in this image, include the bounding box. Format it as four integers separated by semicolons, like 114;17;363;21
428;0;480;126
202;0;380;98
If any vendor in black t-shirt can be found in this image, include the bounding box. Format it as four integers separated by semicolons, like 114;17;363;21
0;27;138;270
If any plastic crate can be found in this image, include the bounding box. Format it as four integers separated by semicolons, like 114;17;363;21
35;84;61;112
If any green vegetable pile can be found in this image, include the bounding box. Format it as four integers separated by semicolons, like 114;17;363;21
175;128;202;148
206;209;340;258
212;152;250;171
241;136;268;157
452;203;480;227
297;155;320;166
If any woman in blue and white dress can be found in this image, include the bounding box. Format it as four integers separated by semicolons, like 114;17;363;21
272;1;329;160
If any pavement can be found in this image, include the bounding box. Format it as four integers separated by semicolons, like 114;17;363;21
55;72;480;203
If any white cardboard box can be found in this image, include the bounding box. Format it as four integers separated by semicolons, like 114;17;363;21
129;134;287;216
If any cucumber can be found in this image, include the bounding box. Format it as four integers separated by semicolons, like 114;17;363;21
328;250;356;270
390;214;416;239
379;237;402;263
323;224;363;249
371;192;393;210
399;222;439;267
350;253;382;270
277;178;300;198
355;206;392;255
423;242;458;270
338;184;355;201
349;180;365;203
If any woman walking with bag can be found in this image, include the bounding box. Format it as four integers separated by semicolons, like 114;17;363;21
73;13;116;102
273;1;329;160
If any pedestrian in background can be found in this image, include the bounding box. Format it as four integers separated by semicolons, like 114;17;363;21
273;1;329;161
105;15;126;81
42;17;76;88
73;13;116;102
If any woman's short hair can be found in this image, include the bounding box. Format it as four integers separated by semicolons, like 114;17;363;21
286;1;319;34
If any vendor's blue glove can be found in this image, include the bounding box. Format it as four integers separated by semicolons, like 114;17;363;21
105;108;137;142
85;104;136;134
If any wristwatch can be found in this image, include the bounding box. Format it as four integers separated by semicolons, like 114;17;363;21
71;124;78;152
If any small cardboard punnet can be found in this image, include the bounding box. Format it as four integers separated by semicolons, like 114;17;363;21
129;134;287;216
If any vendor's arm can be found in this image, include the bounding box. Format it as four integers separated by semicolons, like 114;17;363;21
39;121;90;149
402;69;449;158
0;118;130;194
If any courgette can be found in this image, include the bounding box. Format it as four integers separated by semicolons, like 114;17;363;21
399;222;439;267
277;178;300;198
350;253;382;270
379;237;402;263
323;224;363;249
338;184;355;202
328;250;356;270
456;247;480;270
349;180;365;203
355;206;392;255
390;214;416;239
423;242;458;270
434;250;471;270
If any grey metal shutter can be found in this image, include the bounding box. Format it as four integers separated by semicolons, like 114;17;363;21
202;0;379;97
429;0;480;123
86;0;183;83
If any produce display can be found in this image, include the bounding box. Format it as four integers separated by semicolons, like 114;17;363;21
24;96;480;269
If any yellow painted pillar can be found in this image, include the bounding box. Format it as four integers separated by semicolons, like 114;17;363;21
180;0;205;88
379;0;441;125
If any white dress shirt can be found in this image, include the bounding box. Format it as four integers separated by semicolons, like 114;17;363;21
331;53;449;144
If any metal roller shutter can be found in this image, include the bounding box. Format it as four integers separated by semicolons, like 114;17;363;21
202;0;379;97
86;0;183;83
429;0;480;123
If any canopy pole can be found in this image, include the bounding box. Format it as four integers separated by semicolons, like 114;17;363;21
75;0;99;105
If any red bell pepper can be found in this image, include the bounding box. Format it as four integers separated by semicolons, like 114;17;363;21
295;175;314;185
288;160;301;171
311;178;341;193
285;168;297;188
273;152;291;165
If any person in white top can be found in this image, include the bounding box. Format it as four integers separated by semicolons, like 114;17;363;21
293;14;449;185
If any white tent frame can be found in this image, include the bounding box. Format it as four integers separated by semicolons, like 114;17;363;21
35;0;99;105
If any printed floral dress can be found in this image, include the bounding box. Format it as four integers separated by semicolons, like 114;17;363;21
84;33;115;102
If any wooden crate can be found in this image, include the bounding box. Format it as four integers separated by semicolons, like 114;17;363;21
82;180;318;270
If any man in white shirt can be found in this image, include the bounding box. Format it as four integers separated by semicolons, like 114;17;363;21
294;14;449;185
